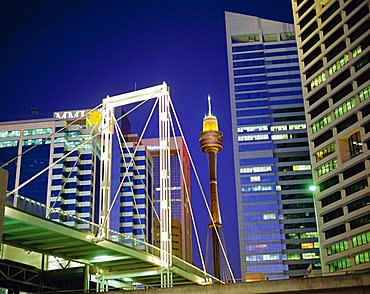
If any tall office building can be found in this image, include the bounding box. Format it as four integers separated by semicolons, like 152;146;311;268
0;109;101;229
141;137;192;262
119;134;154;246
292;0;370;274
225;12;320;280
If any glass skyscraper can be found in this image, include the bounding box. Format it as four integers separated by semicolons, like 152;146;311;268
225;12;320;280
142;137;192;263
0;109;101;230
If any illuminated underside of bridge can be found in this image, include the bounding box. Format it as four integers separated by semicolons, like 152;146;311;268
2;204;219;288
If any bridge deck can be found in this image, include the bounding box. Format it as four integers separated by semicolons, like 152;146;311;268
2;205;218;288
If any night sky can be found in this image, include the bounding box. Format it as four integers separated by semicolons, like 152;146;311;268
0;0;294;280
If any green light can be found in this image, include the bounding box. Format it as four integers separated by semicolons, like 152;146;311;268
309;185;317;192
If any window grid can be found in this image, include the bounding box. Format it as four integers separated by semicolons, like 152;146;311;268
317;159;337;177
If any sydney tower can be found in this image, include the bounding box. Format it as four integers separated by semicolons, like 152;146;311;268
199;95;223;279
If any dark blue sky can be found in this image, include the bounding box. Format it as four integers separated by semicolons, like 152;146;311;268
0;0;294;280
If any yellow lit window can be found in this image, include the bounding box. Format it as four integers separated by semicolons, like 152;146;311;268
301;242;314;249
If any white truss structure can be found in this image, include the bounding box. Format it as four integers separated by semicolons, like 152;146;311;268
99;82;173;287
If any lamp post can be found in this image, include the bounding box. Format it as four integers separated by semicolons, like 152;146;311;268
309;185;323;274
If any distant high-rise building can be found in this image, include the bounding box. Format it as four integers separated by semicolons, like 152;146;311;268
142;137;192;262
0;109;102;230
292;0;370;274
225;12;320;280
120;134;154;246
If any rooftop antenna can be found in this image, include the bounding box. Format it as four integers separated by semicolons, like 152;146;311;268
208;94;212;117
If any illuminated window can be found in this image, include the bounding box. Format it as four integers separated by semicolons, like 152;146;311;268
288;254;300;260
315;143;335;162
263;213;276;220
238;134;269;141
352;45;362;58
359;86;370;102
0;140;18;148
271;125;287;131
329;258;351;272
328;54;349;76
271;134;289;140
311;72;326;91
301;232;318;239
302;252;319;259
355;250;370;265
24;128;52;136
293;165;311;171
240;166;272;174
301;242;314;249
312;114;331;134
352;232;370;248
250;176;261;182
237;125;268;133
242;185;273;192
22;139;51;146
348;132;362;158
280;32;295;41
334;98;356;119
289;124;306;130
0;130;20;138
276;185;281;191
232;33;260;43
317;159;337;177
327;240;349;256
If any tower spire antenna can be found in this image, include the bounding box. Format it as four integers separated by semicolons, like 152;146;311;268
208;94;212;117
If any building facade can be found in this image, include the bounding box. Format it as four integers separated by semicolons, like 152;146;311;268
225;12;320;280
119;134;154;246
0;109;101;230
142;137;192;262
292;0;370;274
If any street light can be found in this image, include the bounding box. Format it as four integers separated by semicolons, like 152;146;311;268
309;184;323;274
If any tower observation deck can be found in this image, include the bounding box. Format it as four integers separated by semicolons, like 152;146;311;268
199;95;223;279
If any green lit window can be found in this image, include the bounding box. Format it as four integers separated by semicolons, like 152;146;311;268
329;258;351;272
328;54;349;76
312;114;331;134
288;254;300;260
327;240;349;256
352;45;362;58
317;159;337;177
0;130;20;138
352;232;370;248
359;86;370;102
355;251;370;265
315;143;335;162
334;98;356;119
311;72;326;91
0;140;18;148
24;128;52;136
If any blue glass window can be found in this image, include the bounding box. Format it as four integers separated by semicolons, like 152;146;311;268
234;60;265;68
264;43;297;50
235;92;268;100
236;100;270;108
266;66;300;73
234;67;266;76
232;44;263;52
233;52;264;60
239;143;275;152
235;75;267;84
237;109;271;117
235;83;267;92
265;50;298;57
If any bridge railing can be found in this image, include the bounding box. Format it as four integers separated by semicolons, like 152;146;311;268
5;193;161;257
6;193;217;283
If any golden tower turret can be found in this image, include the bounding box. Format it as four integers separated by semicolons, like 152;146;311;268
199;95;223;279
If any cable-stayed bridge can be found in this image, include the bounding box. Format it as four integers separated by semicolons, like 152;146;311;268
0;82;234;291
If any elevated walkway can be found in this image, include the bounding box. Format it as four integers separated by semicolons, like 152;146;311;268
1;194;220;289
